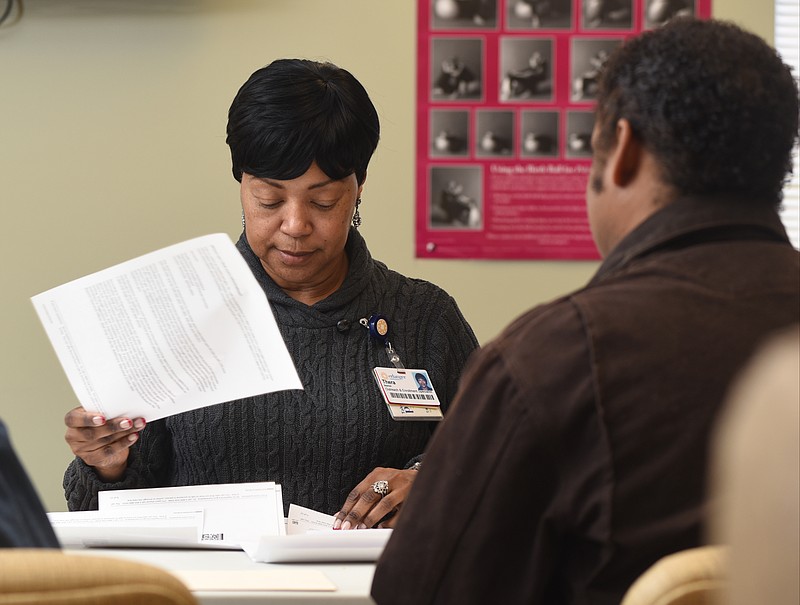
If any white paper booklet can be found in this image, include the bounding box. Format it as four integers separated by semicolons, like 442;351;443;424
97;481;285;549
240;504;390;563
48;509;206;549
31;233;302;421
243;528;393;563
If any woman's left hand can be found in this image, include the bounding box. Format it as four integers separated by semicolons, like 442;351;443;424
333;466;419;530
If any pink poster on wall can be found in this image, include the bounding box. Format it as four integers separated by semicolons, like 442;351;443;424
415;0;711;259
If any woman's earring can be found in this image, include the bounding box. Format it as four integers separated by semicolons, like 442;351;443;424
352;198;362;229
241;210;246;229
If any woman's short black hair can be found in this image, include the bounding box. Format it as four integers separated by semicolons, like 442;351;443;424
595;18;799;208
226;59;380;185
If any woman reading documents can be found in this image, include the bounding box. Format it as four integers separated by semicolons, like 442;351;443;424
62;59;478;530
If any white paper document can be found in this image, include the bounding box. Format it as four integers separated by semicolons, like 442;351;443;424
98;481;285;549
286;503;336;535
243;528;393;563
31;233;302;421
48;509;205;549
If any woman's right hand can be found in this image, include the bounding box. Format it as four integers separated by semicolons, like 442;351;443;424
63;407;145;482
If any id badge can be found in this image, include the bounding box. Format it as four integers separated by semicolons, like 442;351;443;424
372;367;443;422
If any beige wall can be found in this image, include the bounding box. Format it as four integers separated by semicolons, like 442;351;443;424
0;0;773;511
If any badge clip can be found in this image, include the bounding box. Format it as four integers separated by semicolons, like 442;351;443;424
360;314;405;369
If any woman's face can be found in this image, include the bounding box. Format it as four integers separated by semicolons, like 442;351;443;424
241;162;362;305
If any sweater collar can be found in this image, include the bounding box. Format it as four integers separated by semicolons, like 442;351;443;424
235;227;374;312
591;196;791;284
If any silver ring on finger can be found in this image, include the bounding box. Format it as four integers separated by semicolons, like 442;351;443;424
371;480;390;497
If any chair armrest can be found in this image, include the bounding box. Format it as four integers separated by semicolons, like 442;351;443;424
620;545;727;605
0;548;197;605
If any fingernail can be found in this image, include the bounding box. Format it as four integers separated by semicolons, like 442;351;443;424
357;523;367;530
119;419;132;430
127;433;138;443
332;518;342;530
92;416;105;426
341;521;351;531
133;419;146;429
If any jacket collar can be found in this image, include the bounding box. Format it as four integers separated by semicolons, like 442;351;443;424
591;195;791;284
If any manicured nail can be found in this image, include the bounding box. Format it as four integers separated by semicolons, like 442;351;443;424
341;521;351;531
133;419;146;429
92;416;105;426
119;419;132;430
357;523;367;530
127;433;138;443
332;518;342;530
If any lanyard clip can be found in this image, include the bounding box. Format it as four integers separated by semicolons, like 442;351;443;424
361;314;390;344
384;341;405;369
360;314;405;369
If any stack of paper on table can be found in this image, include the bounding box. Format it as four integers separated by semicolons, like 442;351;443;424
240;503;392;563
47;508;205;549
49;481;285;549
50;489;391;563
244;528;393;563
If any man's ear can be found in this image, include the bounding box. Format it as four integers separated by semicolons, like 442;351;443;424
609;119;642;187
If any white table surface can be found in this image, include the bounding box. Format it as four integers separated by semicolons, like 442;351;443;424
66;547;377;605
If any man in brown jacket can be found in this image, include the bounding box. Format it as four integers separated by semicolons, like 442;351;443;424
372;18;800;605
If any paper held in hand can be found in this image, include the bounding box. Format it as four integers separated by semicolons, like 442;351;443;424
31;233;303;421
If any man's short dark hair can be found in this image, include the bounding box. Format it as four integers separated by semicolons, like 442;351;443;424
226;58;380;185
595;18;799;208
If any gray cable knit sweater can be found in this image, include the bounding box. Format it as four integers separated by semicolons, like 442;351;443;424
64;229;478;515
